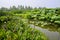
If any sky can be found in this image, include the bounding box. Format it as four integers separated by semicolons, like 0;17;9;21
0;0;60;8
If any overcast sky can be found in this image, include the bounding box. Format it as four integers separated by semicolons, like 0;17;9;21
0;0;60;8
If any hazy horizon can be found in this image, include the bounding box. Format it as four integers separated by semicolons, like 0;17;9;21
0;0;60;8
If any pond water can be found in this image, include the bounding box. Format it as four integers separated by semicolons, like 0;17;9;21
30;24;60;40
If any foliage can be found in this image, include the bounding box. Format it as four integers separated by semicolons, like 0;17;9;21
21;8;60;32
0;6;60;40
0;9;47;40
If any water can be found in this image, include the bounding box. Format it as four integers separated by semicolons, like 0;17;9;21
30;24;60;40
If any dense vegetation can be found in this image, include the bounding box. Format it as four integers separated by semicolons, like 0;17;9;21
0;6;60;40
19;7;60;32
0;16;47;40
0;6;47;40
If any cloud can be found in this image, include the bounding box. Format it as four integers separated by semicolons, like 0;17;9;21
0;0;60;8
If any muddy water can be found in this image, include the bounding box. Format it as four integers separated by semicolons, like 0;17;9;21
30;24;60;40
